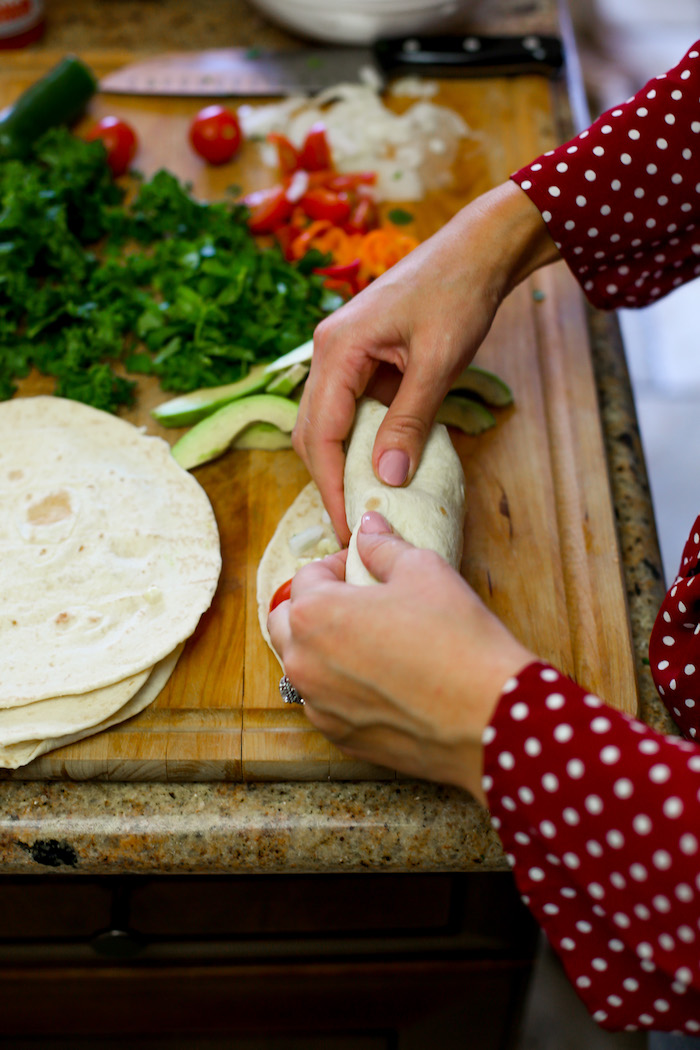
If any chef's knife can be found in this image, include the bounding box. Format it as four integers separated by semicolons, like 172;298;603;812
99;35;564;97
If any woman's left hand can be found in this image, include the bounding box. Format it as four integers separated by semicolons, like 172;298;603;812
268;511;534;802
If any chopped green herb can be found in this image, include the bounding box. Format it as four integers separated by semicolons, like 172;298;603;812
0;127;341;411
532;289;546;302
387;208;414;226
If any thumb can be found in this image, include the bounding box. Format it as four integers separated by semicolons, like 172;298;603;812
372;365;446;488
356;511;413;583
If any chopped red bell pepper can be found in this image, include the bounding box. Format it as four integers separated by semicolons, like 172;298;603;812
297;122;333;172
324;172;377;192
313;258;361;281
268;132;299;176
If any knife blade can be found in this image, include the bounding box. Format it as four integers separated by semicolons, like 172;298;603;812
99;35;564;98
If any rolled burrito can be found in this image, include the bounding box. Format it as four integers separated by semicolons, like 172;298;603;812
258;397;466;662
344;398;466;585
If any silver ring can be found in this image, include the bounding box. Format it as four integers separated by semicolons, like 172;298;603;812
279;674;305;705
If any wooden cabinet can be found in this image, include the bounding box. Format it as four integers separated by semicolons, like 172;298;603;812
0;872;537;1048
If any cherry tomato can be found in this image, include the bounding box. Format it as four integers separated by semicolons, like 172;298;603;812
300;187;351;225
297;122;332;171
269;577;293;613
189;105;242;165
243;185;294;234
86;116;138;177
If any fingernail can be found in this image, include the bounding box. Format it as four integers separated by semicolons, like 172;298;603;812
360;511;392;534
378;449;409;486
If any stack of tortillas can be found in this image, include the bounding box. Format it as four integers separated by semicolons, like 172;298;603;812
0;397;222;769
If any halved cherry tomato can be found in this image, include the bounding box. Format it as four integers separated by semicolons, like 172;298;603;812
189;105;242;165
269;577;293;613
86;116;138;176
297;122;333;171
268;132;299;176
299;188;351;225
243;185;294;234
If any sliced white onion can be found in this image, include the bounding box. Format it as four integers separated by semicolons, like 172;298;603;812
288;524;326;558
242;83;472;202
285;169;310;202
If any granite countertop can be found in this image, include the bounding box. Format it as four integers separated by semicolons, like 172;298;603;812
0;0;669;876
34;0;562;52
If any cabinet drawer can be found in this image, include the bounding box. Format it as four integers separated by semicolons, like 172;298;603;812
129;874;453;938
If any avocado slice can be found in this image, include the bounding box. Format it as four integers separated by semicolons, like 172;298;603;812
436;395;496;435
233;422;294;451
264;362;310;397
262;337;314;375
172;394;299;470
449;365;513;407
152;363;270;428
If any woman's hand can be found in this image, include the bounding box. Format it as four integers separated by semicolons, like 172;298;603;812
268;512;534;803
292;181;559;541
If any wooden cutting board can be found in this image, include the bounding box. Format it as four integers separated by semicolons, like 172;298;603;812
1;51;638;781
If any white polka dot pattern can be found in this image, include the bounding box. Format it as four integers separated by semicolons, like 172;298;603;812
511;41;700;310
650;517;700;741
484;652;700;1033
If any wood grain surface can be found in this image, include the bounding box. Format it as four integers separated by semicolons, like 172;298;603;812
1;51;638;781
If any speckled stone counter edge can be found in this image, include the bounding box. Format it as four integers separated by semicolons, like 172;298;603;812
0;781;503;874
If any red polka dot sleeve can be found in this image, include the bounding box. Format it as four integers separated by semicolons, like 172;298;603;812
483;518;700;1035
511;40;700;309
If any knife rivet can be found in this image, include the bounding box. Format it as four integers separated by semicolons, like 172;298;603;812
403;38;421;53
523;36;541;50
462;37;481;52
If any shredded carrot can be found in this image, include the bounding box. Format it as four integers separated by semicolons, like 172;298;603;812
288;220;333;259
311;228;363;265
286;218;419;289
357;229;419;283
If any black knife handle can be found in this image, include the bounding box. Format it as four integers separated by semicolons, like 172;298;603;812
373;34;564;76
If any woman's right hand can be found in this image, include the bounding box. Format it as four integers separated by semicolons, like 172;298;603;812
293;180;559;542
269;510;535;802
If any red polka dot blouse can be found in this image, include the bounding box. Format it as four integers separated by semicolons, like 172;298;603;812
483;41;700;1036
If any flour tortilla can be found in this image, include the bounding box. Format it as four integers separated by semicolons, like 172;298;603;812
0;645;183;770
344;398;465;585
0;397;221;706
257;482;337;664
257;397;465;659
0;667;151;745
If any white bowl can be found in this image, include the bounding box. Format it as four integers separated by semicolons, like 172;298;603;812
249;0;467;46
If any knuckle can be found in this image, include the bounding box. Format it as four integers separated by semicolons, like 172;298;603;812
282;649;306;692
403;546;445;578
312;316;336;355
290;424;305;458
385;412;430;445
287;592;319;642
